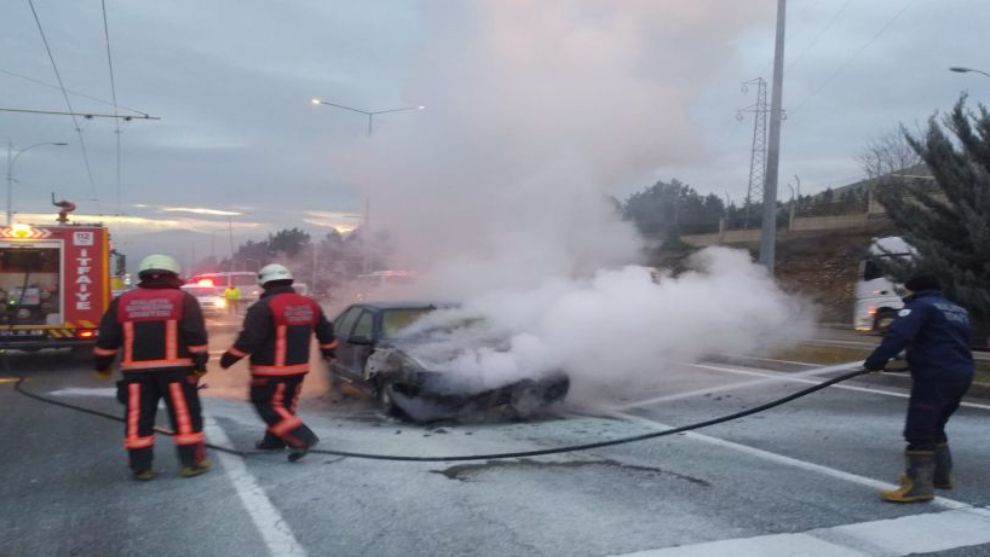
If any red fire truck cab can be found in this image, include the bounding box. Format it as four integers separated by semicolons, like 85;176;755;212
0;223;115;352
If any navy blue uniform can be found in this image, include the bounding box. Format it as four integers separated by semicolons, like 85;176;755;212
864;290;974;449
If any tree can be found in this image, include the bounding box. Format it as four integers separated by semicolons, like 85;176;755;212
858;129;923;213
876;96;990;345
268;228;311;258
622;179;725;239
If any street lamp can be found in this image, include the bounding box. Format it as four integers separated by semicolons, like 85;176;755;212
6;141;69;224
949;66;990;79
309;97;424;273
310;98;425;137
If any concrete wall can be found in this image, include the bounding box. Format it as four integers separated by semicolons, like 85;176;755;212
681;213;888;247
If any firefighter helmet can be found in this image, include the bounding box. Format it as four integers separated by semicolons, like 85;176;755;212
257;263;293;286
138;254;181;276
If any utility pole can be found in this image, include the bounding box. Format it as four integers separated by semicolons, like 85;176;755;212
759;0;787;273
738;78;768;229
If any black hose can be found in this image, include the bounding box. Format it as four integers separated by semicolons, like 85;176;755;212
7;352;868;462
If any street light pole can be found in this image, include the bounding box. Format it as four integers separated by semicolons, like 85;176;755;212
310;98;424;137
309;97;424;272
950;66;990;79
6;141;69;224
758;0;787;273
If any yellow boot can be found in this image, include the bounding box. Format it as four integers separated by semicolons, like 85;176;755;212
882;450;935;503
180;459;212;478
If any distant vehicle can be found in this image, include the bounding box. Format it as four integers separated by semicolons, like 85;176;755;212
854;236;914;332
0;222;123;352
352;270;416;301
180;284;227;315
187;271;262;302
329;301;570;422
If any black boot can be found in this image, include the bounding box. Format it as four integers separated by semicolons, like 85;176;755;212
287;428;319;463
255;431;287;451
934;443;953;489
882;450;935;503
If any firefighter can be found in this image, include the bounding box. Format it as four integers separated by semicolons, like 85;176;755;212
863;274;974;503
219;263;336;462
93;254;211;480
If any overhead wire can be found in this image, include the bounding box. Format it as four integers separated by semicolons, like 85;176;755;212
26;0;103;213
101;0;123;215
786;0;853;70
0;68;149;117
788;0;919;116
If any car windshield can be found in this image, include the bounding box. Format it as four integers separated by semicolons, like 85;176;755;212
380;308;435;338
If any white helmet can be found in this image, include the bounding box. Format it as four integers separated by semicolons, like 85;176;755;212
257;263;293;286
138;254;181;276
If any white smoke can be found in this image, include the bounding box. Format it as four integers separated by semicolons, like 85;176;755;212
396;247;814;402
323;2;813;402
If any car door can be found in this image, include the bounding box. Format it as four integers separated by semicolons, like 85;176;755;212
346;309;378;382
330;306;363;382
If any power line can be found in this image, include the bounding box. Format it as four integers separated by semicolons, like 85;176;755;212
26;0;102;212
786;0;852;70
0;68;149;117
0;107;158;120
101;0;122;214
789;0;918;116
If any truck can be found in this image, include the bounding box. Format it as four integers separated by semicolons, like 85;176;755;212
853;236;914;332
0;222;119;352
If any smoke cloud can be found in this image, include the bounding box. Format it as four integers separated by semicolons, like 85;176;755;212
322;2;812;402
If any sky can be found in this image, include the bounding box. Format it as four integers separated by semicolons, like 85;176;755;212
2;0;989;259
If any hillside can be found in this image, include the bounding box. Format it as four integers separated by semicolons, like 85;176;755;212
657;222;897;324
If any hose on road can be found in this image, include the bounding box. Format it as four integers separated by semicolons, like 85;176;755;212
5;352;870;463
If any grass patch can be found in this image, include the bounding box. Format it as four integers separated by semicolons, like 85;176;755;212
773;343;990;383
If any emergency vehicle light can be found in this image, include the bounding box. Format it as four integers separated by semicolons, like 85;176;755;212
76;329;96;339
11;224;32;238
197;279;215;287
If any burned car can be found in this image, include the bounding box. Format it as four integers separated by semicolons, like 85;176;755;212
329;302;569;422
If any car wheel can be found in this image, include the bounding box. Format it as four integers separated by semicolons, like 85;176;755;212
376;377;408;419
874;309;897;333
509;380;545;419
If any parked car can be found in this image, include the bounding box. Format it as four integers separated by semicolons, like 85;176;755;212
180;284;227;315
330;301;570;422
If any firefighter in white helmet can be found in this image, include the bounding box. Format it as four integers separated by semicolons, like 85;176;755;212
93;254;211;480
220;263;336;461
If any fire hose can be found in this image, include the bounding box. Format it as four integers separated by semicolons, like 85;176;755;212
6;353;878;463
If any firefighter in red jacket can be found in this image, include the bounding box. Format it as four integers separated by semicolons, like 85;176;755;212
93;254;211;480
220;263;336;462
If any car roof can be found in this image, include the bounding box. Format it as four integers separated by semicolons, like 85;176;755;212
357;301;455;311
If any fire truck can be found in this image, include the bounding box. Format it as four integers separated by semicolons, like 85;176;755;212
0;221;119;352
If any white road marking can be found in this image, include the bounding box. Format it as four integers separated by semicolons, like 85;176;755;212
610;411;974;512
47;387;117;397
690;363;990;411
609;507;990;557
204;417;308;557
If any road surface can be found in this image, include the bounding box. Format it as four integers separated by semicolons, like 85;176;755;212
2;321;988;557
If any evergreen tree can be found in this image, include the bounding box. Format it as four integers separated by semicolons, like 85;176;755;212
877;96;990;344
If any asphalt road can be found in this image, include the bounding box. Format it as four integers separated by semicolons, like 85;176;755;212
2;322;989;557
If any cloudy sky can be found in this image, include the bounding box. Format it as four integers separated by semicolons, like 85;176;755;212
2;0;988;255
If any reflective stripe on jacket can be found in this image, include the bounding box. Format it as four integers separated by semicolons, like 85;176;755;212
229;285;336;376
95;283;209;372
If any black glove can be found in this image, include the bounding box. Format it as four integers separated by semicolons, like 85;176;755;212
94;354;115;375
192;352;209;376
220;351;241;369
